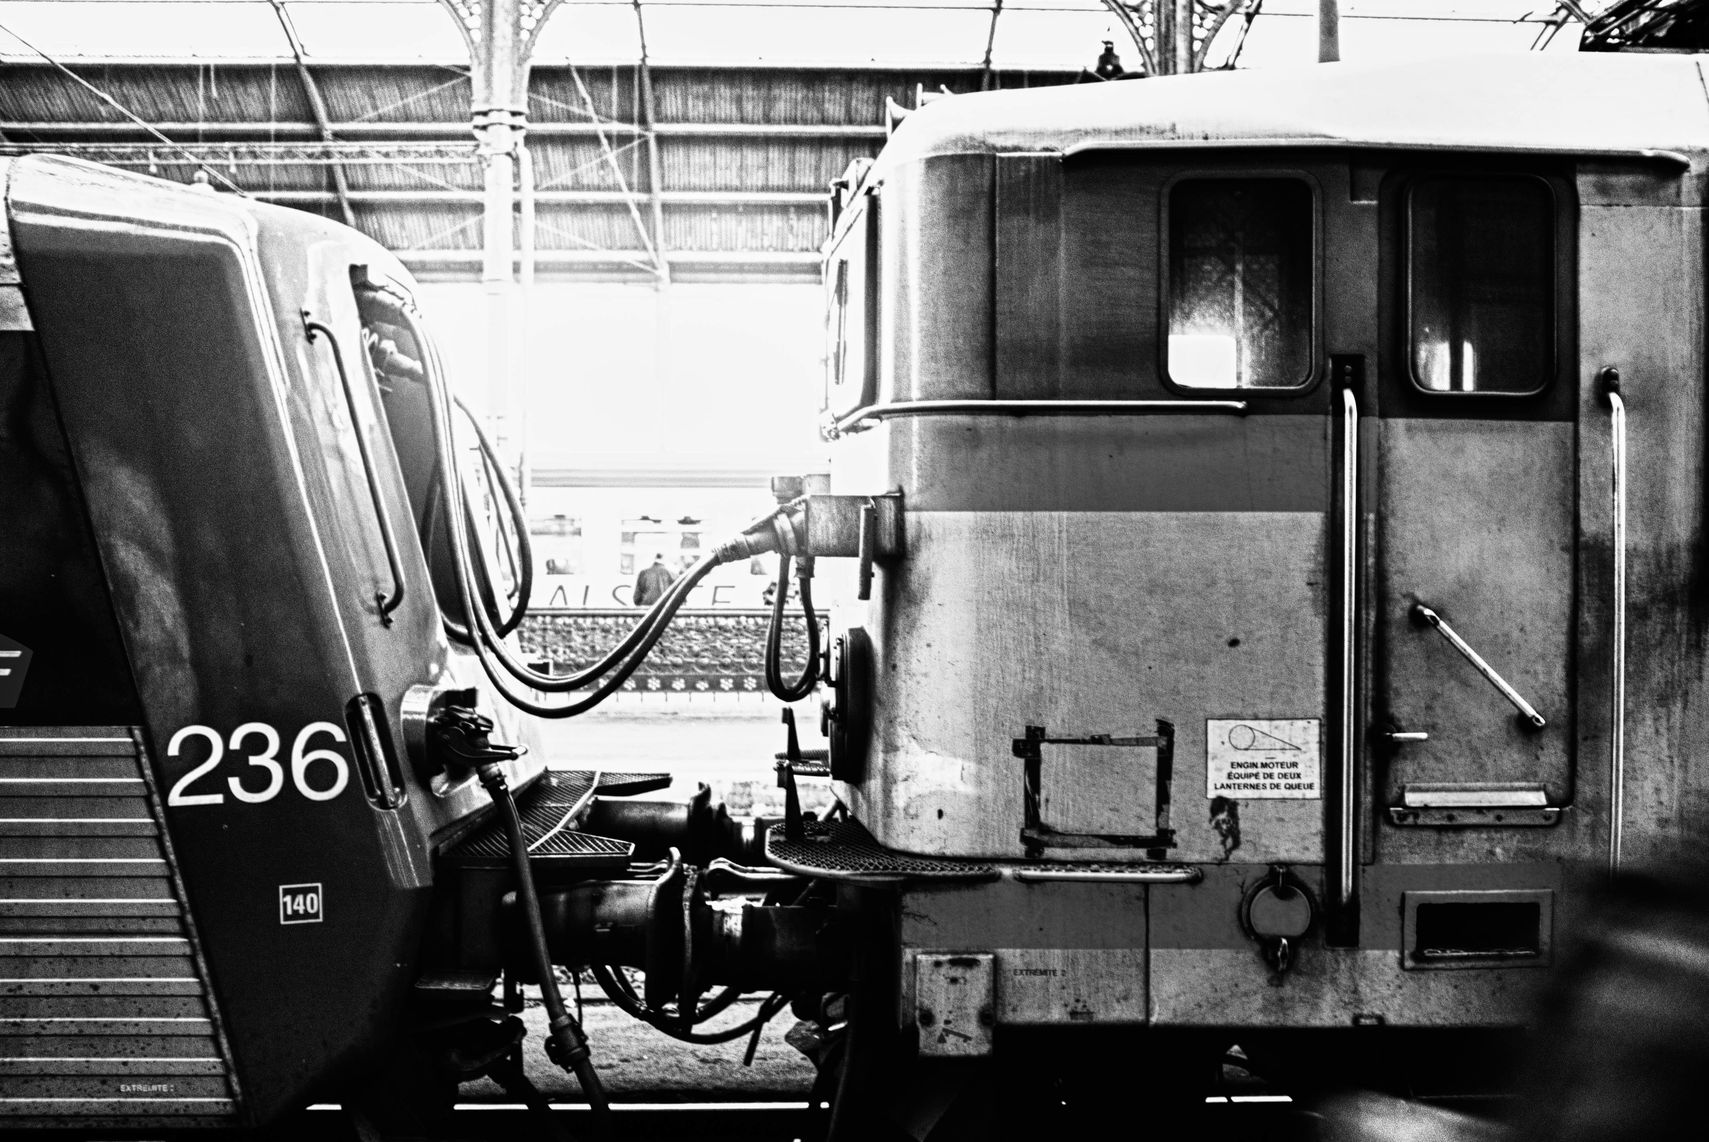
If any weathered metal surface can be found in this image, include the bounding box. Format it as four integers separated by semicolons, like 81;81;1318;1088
899;880;1149;1028
912;952;996;1055
842;509;1326;864
1376;420;1576;810
1148;863;1564;1027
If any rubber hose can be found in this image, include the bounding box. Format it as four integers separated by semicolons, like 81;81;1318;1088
486;771;613;1138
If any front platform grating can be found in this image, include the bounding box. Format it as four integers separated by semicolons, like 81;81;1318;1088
442;771;668;873
766;820;1204;886
766;819;1001;883
0;727;239;1128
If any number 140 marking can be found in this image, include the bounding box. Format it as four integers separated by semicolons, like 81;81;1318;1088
166;722;350;807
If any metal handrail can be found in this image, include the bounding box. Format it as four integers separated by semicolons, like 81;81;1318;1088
829;397;1248;437
1604;367;1626;875
303;313;407;625
1336;383;1358;914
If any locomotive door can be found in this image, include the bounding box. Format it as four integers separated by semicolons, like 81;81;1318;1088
1372;170;1576;828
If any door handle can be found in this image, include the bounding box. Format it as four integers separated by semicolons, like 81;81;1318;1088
1383;731;1429;744
1411;604;1545;730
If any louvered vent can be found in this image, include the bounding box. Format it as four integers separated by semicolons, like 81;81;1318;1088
0;727;238;1126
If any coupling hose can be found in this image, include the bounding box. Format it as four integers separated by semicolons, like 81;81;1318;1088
478;765;613;1137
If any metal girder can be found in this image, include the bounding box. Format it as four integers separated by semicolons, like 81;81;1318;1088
400;249;820;267
0;121;889;139
0;142;484;166
249;189;824;206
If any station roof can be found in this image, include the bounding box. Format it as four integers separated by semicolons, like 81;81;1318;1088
0;2;1604;283
0;1;1573;72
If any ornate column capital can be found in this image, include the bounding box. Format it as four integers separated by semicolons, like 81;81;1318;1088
438;0;566;118
1100;0;1256;75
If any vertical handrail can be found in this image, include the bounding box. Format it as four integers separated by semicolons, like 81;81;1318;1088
1603;367;1626;876
1337;382;1359;912
303;313;407;625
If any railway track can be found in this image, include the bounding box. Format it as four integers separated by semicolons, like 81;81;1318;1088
290;1094;1325;1142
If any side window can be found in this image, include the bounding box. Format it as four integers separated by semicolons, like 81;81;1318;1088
823;199;875;416
1166;177;1314;390
1408;175;1554;394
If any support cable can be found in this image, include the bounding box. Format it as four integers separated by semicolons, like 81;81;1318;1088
0;18;244;193
265;0;356;227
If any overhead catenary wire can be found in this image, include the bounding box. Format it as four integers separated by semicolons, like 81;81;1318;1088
0;18;246;193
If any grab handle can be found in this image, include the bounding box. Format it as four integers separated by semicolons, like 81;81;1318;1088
304;313;407;625
1603;367;1626;875
1334;379;1358;917
1411;604;1545;730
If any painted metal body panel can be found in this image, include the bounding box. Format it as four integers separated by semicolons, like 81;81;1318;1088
830;56;1709;1034
3;155;539;1122
1376;420;1576;806
841;507;1326;863
1149;863;1565;1027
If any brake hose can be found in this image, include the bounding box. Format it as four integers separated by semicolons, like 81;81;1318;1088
764;553;821;702
478;762;613;1137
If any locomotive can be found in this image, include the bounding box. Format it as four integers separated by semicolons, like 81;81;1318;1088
5;46;1709;1138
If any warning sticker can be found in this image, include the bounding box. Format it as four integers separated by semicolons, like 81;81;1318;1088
1206;719;1321;800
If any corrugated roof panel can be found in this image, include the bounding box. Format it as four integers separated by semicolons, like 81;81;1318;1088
366;202;482;249
531;139;646;193
529;67;639;125
664;138;874;192
0;63;314;126
663;203;824;251
531;203;655;251
311;67;474;126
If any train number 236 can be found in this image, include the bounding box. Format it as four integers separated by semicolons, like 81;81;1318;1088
166;722;350;807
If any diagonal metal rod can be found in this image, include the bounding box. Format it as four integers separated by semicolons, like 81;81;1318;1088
267;0;355;226
565;65;660;268
0;18;244;192
980;0;1003;91
1412;604;1547;730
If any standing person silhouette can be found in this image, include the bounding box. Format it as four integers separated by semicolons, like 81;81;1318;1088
633;553;675;606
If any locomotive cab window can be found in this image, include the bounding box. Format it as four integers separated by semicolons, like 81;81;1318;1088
1408;175;1554;394
1165;177;1313;390
824;196;877;417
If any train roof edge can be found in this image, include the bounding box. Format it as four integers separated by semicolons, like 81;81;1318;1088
874;52;1709;174
2;152;415;294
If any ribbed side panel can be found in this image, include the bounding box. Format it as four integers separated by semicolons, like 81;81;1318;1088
0;727;238;1126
